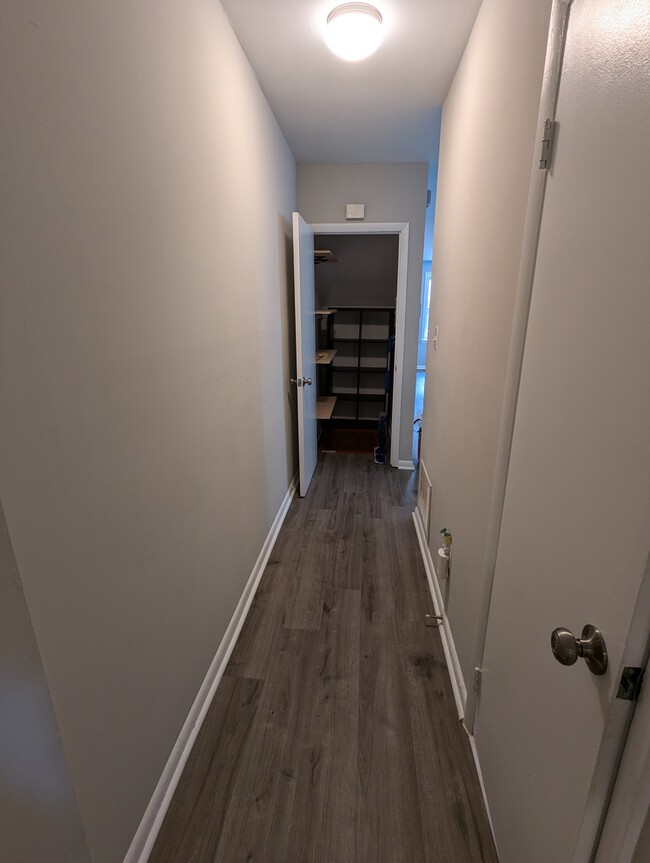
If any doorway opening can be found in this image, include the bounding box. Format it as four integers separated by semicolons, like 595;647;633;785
314;232;397;458
310;222;410;469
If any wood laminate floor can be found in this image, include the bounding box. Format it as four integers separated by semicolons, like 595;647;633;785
150;454;498;863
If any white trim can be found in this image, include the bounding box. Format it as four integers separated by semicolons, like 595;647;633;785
589;561;650;863
293;213;318;497
311;221;410;469
595;667;650;862
468;732;499;855
412;509;497;853
397;459;415;471
392;224;409;468
412;509;467;719
123;477;298;863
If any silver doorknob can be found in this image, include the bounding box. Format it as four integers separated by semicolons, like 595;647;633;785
290;377;312;387
303;377;312;386
551;624;608;675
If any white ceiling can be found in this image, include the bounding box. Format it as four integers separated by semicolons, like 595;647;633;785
220;0;482;164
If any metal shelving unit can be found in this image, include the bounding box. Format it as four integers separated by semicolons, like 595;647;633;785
324;307;395;427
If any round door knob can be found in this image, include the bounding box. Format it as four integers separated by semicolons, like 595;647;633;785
550;624;608;676
551;627;580;666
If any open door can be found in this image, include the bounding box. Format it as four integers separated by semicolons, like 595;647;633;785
473;1;650;861
292;212;317;497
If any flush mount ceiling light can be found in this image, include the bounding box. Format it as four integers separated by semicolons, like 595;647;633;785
325;3;384;62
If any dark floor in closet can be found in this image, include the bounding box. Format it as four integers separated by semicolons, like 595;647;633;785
319;426;378;453
149;453;498;863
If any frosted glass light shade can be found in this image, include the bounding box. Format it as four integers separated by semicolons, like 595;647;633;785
325;4;383;62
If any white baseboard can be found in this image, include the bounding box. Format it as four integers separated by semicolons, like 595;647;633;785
412;509;467;719
123;476;298;863
412;510;497;853
467;731;499;856
397;459;416;471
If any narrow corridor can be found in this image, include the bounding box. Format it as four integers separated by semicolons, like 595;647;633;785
150;455;497;862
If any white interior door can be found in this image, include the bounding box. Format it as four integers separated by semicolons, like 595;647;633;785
474;2;650;862
292;212;317;497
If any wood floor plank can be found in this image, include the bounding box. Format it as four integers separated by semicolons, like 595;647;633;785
384;508;436;628
213;629;312;862
283;588;361;863
149;676;262;863
402;624;499;862
308;451;345;510
356;520;427;863
296;509;336;573
382;462;417;510
268;503;315;566
360;513;427;652
356;644;427;862
330;514;375;591
152;454;498;863
282;570;324;630
224;560;295;680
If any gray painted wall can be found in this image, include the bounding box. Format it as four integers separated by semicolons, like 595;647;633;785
0;503;90;863
0;2;297;861
314;234;398;309
298;163;428;464
419;0;553;685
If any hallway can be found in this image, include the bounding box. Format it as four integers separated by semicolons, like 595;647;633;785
150;455;497;862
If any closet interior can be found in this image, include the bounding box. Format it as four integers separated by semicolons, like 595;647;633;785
313;233;398;455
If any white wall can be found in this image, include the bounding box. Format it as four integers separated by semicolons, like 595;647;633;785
0;2;297;861
298;163;428;464
0;503;90;863
419;0;553;687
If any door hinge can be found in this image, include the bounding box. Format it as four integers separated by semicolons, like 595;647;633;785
539;119;558;170
473;667;483;693
616;666;645;702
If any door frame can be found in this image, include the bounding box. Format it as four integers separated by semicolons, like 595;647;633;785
591;564;650;863
292;212;318;497
310;221;410;469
